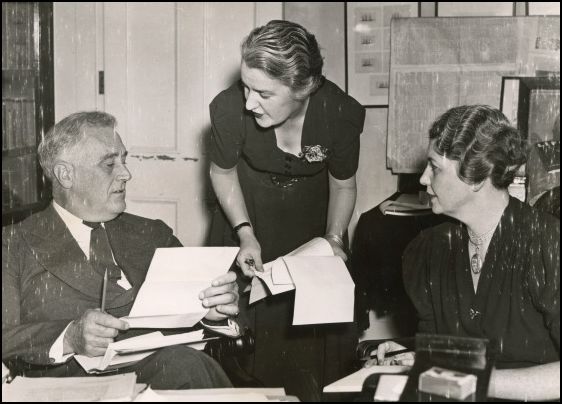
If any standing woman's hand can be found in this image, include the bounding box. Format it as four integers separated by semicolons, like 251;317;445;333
237;226;264;277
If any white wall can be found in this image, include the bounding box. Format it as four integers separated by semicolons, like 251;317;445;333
53;2;282;246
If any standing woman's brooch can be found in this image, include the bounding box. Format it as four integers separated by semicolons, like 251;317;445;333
300;145;330;163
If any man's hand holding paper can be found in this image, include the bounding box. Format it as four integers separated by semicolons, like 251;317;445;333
200;271;239;321
64;309;129;357
122;247;239;329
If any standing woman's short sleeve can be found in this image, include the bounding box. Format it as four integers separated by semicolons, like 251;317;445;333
327;96;365;180
209;84;246;169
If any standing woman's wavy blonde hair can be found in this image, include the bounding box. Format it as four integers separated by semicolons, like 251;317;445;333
241;20;324;98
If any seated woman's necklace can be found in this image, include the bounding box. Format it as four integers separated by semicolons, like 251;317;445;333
467;224;497;274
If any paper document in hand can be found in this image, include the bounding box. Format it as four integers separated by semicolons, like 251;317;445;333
289;256;354;325
123;247;238;328
251;259;295;303
3;372;137;402
250;237;334;304
75;330;208;373
323;365;410;393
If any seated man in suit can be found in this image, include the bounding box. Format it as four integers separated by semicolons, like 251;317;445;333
2;111;239;389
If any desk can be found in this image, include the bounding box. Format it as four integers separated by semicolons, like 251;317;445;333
351;193;455;333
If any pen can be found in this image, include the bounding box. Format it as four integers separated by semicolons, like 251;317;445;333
244;258;256;269
372;348;411;358
101;268;108;313
361;348;412;361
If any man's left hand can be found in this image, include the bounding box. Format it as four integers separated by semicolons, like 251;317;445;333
199;271;239;321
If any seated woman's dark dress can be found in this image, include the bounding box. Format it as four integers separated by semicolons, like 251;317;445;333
404;197;560;368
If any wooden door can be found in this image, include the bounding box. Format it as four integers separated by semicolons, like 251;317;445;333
55;2;281;245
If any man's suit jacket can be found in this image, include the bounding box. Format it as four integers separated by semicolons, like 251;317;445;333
2;204;181;365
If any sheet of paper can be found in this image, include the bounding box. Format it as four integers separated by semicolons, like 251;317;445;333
270;258;294;285
289;256;354;325
124;247;238;328
323;366;410;393
249;277;269;304
110;330;205;353
135;387;287;402
3;373;137;402
75;350;156;374
249;237;333;304
374;375;409;401
123;312;206;329
253;260;295;299
285;237;334;257
75;330;207;373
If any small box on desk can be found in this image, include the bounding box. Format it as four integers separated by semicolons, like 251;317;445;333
419;366;477;400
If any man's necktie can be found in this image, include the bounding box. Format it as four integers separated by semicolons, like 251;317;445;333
83;221;122;281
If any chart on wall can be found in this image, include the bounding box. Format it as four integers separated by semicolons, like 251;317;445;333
346;2;418;106
386;16;560;173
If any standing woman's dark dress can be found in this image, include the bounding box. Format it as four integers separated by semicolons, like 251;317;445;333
208;77;365;400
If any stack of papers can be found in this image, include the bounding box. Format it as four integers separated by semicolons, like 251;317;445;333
75;330;210;373
3;373;137;402
134;387;290;402
122;247;239;329
250;238;355;325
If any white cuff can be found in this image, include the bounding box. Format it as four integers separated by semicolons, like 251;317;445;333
49;322;75;364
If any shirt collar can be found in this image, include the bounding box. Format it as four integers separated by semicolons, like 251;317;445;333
52;201;91;257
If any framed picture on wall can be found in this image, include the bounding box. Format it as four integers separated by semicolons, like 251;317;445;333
436;2;515;16
345;2;419;107
500;76;560;144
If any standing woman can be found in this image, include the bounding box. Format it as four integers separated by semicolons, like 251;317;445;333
208;20;365;400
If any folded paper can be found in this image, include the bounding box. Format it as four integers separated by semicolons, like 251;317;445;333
122;247;239;328
250;238;355;325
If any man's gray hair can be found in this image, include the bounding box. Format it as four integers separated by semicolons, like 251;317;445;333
38;111;117;180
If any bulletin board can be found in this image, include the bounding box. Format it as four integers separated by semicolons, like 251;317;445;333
386;16;560;173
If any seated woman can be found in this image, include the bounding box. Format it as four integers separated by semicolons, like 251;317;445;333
369;105;560;401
